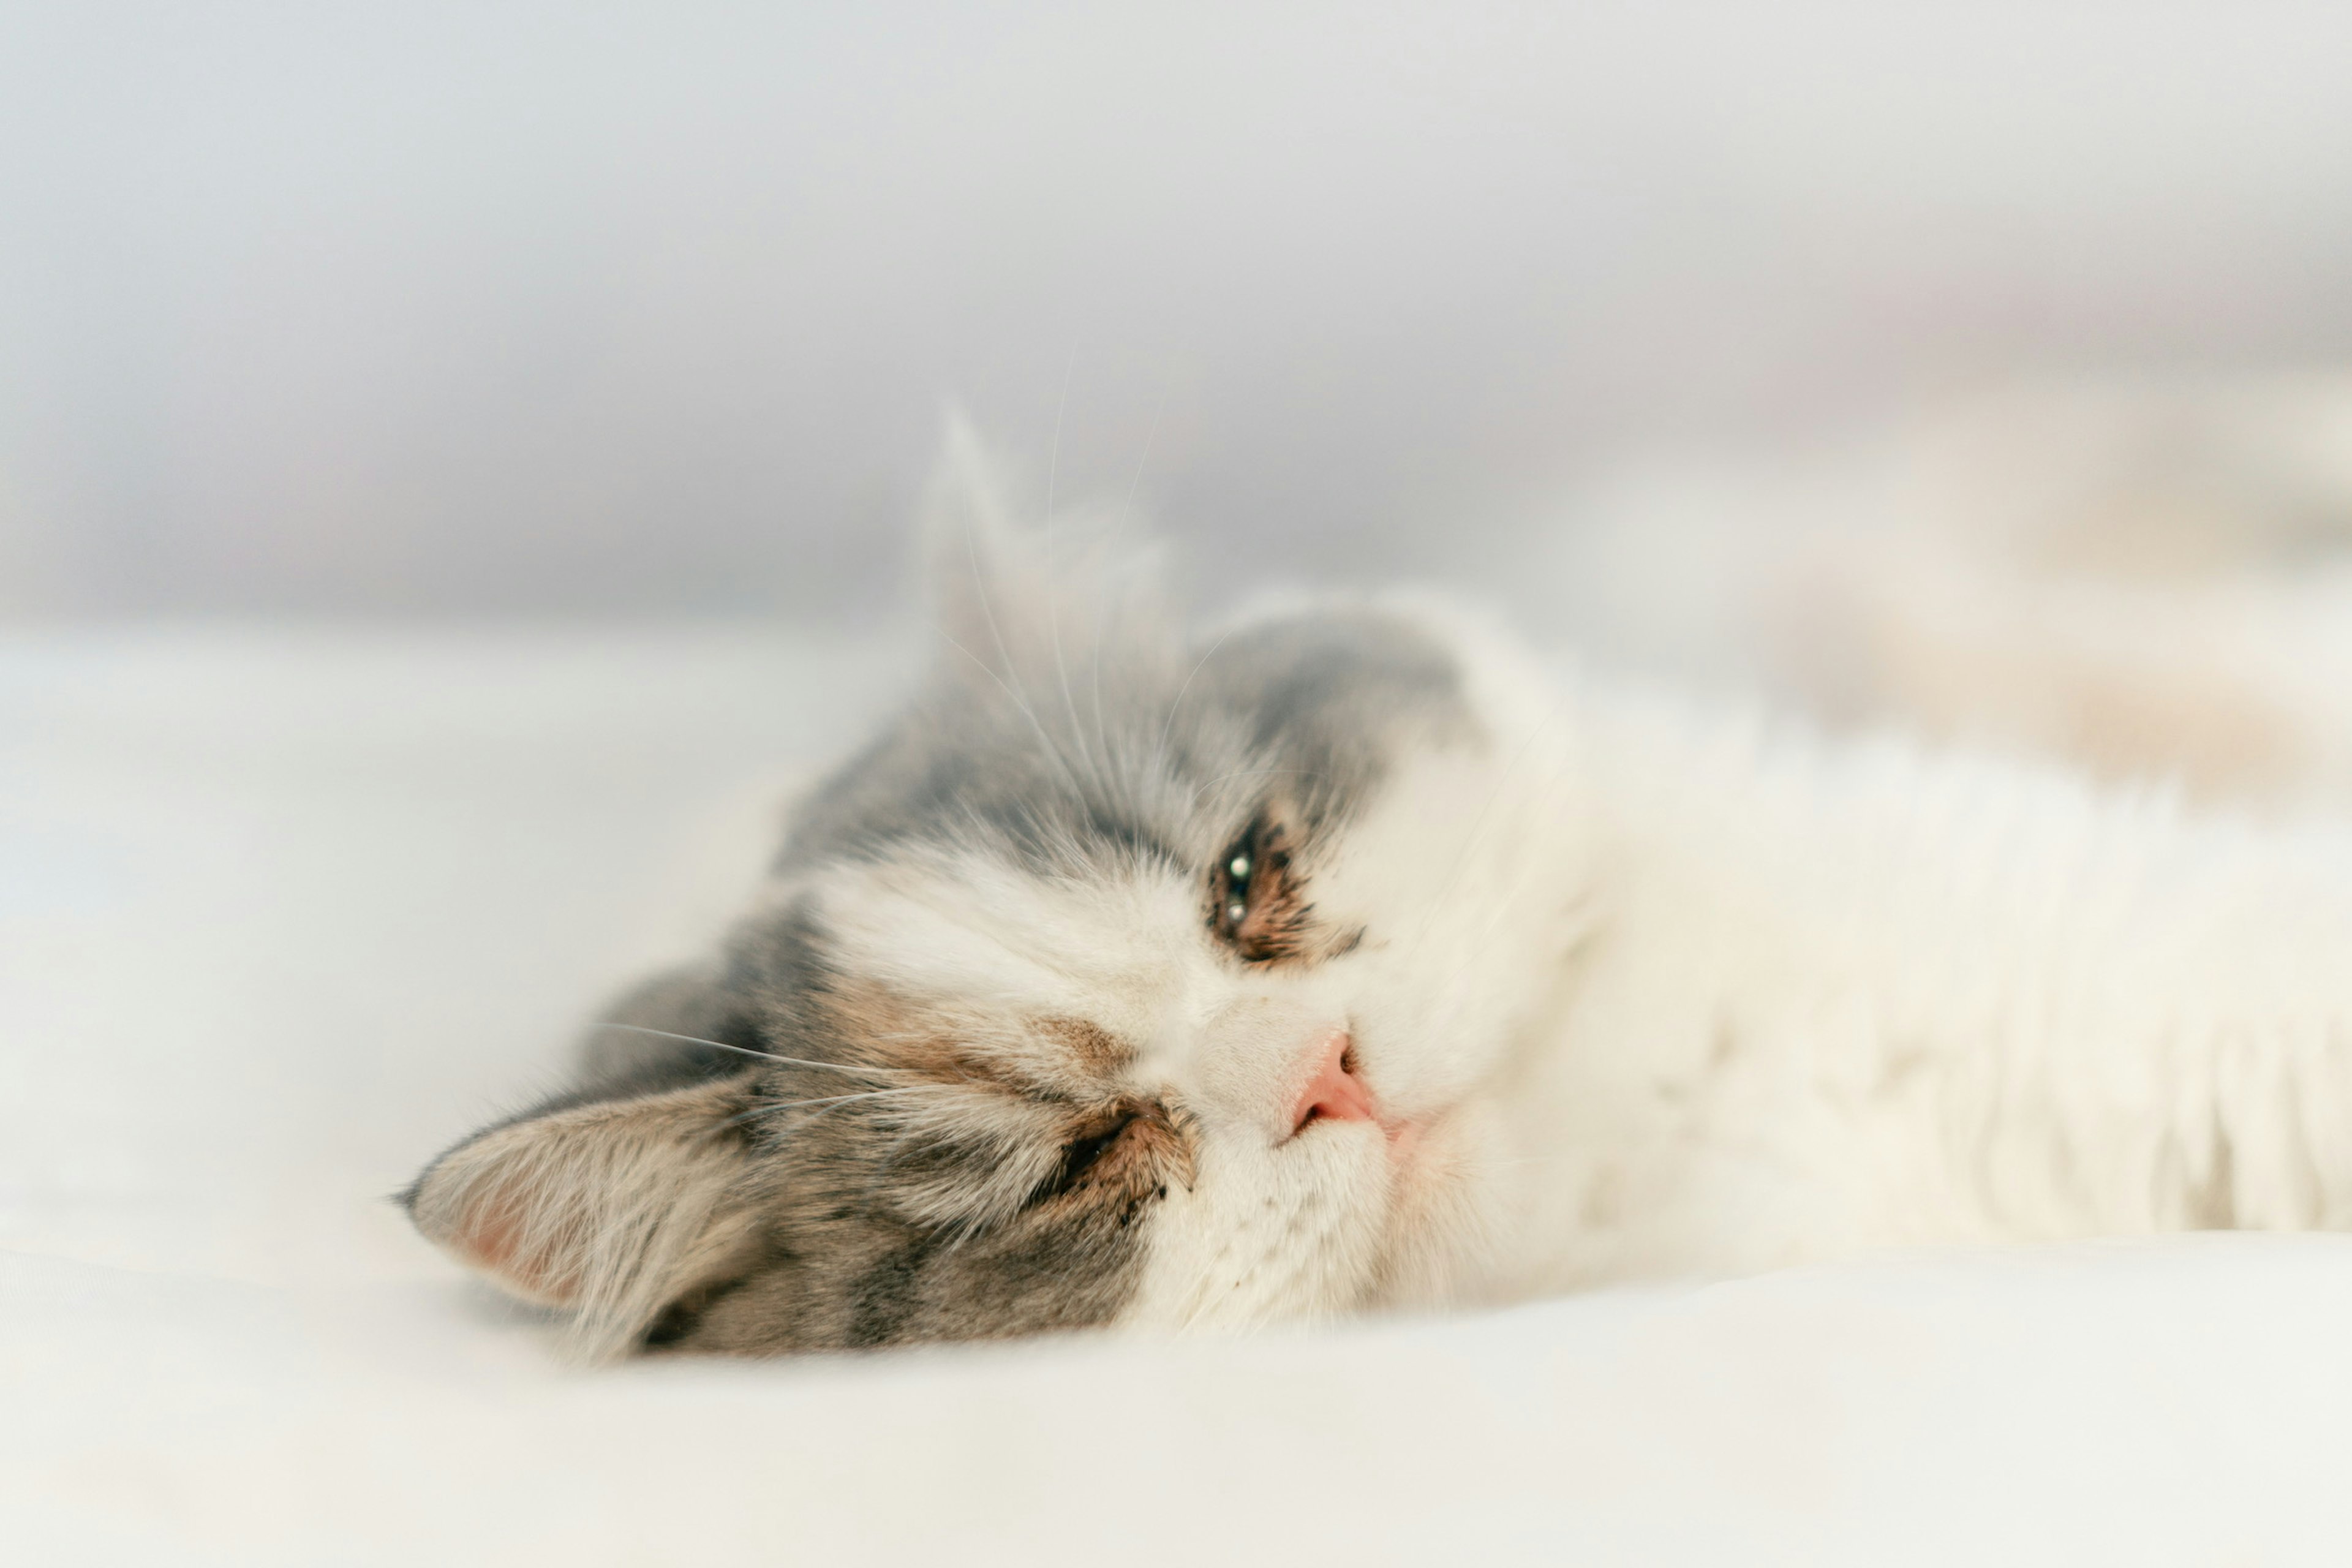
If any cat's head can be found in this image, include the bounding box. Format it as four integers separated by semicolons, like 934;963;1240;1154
406;426;1590;1355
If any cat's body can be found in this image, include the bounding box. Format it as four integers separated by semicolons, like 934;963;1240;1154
1494;682;2352;1300
408;431;2352;1357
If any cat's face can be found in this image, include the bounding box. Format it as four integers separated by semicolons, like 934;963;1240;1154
407;444;1588;1357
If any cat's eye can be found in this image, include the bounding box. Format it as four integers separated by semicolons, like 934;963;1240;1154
1210;815;1297;960
1221;851;1253;925
1031;1111;1138;1204
1212;826;1259;941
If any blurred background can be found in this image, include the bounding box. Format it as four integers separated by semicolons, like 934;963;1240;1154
10;0;2352;1404
9;1;2352;628
17;9;2352;1548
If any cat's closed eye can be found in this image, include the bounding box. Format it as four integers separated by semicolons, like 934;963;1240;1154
1030;1109;1142;1207
1025;1098;1194;1216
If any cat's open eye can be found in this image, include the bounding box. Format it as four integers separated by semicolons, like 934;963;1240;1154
1210;814;1299;960
1222;849;1253;927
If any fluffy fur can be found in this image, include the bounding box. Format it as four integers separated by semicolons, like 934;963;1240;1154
408;423;2352;1359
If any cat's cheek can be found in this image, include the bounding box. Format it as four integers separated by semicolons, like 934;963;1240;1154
1370;1100;1516;1310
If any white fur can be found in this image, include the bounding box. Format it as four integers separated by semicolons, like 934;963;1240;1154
1476;641;2352;1301
817;590;2352;1330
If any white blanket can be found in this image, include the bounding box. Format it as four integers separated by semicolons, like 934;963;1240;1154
7;630;2350;1565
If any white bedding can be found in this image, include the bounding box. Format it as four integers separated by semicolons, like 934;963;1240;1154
8;629;2351;1566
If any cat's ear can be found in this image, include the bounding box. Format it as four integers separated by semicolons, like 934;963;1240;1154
404;1074;761;1357
918;409;1171;692
921;409;1047;683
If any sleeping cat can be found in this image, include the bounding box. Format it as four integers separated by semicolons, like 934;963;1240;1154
407;425;2352;1358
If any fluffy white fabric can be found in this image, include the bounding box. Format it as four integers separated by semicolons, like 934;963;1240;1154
8;630;2351;1565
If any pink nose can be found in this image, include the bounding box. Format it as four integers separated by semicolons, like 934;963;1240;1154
1290;1031;1378;1136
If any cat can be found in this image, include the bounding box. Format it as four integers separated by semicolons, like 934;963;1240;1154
407;422;2352;1359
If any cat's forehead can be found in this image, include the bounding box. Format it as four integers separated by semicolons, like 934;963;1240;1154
810;845;1214;1053
778;603;1476;875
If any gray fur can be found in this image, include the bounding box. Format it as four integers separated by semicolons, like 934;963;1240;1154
408;514;1474;1357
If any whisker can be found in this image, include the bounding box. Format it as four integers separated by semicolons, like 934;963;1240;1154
587;1022;902;1080
1041;347;1098;780
1123;394;1163;513
938;624;1093;795
1154;623;1242;779
1043;347;1074;530
952;484;1093;795
1091;597;1112;796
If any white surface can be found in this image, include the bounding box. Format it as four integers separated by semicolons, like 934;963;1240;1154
7;629;2352;1566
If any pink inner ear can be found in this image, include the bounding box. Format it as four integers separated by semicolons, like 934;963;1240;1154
452;1185;583;1305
